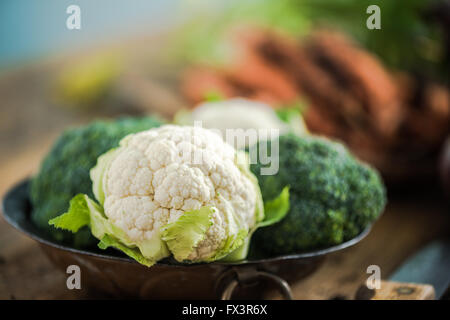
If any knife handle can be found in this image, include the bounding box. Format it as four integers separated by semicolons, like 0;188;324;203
355;280;436;300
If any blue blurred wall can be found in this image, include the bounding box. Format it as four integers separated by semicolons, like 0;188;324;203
0;0;178;69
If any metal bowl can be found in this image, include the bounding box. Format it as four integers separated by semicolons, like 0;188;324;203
2;180;371;299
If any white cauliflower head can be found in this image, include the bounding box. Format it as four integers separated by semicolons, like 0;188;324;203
90;125;264;263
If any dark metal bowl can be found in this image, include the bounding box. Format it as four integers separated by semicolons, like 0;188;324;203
2;180;371;299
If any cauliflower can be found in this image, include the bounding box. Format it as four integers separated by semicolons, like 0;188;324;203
49;125;290;266
175;98;308;149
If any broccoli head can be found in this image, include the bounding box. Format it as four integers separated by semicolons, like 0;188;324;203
30;116;163;247
249;134;386;256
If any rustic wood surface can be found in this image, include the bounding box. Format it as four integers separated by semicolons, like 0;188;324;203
369;281;435;300
0;45;449;299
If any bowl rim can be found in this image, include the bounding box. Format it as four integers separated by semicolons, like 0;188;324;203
2;179;372;267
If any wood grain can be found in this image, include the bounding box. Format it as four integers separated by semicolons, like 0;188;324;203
370;281;435;300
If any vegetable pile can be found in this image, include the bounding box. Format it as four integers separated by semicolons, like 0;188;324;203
31;100;386;266
48;125;289;266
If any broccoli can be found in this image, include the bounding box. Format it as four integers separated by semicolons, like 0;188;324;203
249;134;386;256
30;116;163;247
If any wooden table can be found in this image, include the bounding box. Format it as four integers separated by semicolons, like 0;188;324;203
1;140;448;300
0;46;449;299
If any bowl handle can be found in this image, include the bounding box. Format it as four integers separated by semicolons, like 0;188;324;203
220;269;293;300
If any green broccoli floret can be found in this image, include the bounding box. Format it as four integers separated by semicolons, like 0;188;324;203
249;134;386;256
30;116;163;247
343;162;386;240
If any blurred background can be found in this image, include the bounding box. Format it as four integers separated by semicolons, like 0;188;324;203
0;0;449;299
1;0;449;189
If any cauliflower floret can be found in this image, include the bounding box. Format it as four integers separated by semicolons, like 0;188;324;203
101;125;258;261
